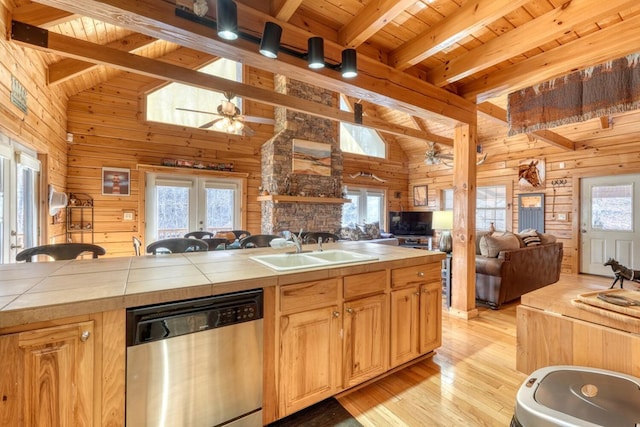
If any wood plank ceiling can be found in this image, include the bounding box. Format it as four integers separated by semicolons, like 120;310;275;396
9;0;640;158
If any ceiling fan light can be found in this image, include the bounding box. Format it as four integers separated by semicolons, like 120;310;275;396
308;37;325;69
259;22;282;59
341;48;357;78
216;0;238;41
233;120;244;131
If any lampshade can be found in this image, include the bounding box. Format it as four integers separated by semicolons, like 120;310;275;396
308;37;325;69
341;48;358;78
216;0;238;41
259;22;282;58
432;210;453;230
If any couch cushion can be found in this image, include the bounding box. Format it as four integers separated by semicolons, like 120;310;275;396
479;232;520;257
539;233;557;245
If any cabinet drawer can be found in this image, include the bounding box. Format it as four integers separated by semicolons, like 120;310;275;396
280;279;339;314
344;270;387;300
391;264;440;288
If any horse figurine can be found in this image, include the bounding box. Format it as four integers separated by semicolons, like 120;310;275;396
604;258;640;289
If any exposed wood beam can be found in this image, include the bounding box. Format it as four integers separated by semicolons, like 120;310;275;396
477;102;575;150
338;0;415;48
31;0;475;125
461;14;640;102
271;0;303;21
48;33;157;85
11;23;438;142
12;3;75;27
427;0;638;87
389;0;529;71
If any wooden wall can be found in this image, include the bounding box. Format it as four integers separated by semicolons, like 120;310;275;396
0;0;69;244
409;111;640;275
65;52;409;257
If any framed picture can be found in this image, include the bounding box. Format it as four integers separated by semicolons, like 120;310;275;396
518;159;545;190
292;139;331;176
413;185;428;207
102;167;130;196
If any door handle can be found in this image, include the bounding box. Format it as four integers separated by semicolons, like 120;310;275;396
10;244;22;250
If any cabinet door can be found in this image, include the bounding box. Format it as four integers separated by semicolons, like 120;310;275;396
390;286;419;367
0;321;95;427
343;293;388;388
279;305;341;416
419;282;442;354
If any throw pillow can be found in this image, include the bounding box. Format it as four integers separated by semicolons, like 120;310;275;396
517;229;541;247
362;222;381;239
479;232;520;257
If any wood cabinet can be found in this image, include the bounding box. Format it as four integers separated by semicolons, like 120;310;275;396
278;279;342;416
0;311;126;427
0;321;95;426
390;264;442;368
343;270;388;388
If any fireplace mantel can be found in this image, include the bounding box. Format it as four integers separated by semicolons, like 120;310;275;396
257;195;351;204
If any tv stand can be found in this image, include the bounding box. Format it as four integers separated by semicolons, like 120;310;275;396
396;235;433;249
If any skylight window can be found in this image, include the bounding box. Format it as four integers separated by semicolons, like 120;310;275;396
146;58;242;131
339;96;386;158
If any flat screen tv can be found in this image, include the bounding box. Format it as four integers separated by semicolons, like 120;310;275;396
388;211;433;236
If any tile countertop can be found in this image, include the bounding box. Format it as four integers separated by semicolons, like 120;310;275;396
0;241;444;329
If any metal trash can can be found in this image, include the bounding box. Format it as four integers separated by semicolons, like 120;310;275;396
512;365;640;426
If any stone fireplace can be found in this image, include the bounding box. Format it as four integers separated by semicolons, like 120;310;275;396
260;76;344;234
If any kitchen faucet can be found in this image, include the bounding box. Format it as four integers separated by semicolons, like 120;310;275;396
284;229;304;253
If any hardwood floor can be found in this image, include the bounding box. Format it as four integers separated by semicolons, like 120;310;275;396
339;274;612;426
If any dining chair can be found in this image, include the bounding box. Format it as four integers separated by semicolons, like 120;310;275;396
146;238;209;254
201;238;228;251
230;230;251;240
132;236;142;256
184;231;215;239
16;243;106;262
303;232;340;244
239;234;279;248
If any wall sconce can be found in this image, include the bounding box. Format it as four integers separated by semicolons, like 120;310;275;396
216;0;238;41
308;37;325;69
341;48;357;78
259;22;282;59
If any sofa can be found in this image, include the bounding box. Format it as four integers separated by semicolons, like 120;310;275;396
475;230;563;309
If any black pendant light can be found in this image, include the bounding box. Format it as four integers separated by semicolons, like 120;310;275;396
216;0;238;41
307;37;325;69
259;22;282;59
341;48;357;78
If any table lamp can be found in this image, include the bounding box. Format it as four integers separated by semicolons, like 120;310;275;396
432;210;453;253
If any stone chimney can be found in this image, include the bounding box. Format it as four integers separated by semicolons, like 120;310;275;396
260;76;344;234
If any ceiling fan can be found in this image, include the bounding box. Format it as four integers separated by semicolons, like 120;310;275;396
176;92;274;135
424;142;487;167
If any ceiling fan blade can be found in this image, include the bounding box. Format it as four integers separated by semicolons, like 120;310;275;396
242;125;256;136
176;107;220;116
242;115;275;125
199;118;224;129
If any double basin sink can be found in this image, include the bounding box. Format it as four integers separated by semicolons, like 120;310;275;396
249;249;378;271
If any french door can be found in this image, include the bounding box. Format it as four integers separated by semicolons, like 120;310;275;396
145;173;242;242
0;133;41;264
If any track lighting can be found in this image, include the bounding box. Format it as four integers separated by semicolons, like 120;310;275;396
216;0;238;41
341;48;357;78
307;37;325;69
259;22;282;59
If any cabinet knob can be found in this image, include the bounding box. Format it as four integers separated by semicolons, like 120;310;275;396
80;331;91;342
346;308;354;314
414;291;420;296
333;311;340;318
417;271;424;277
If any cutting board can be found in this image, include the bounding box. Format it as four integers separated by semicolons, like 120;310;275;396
573;288;640;320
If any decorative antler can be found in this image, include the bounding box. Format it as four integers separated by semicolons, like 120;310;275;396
349;171;386;182
426;142;487;167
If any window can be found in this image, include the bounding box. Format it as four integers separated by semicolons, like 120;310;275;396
146;58;242;132
0;134;41;264
591;184;633;231
342;187;385;226
442;185;507;231
145;173;242;241
339;96;386;158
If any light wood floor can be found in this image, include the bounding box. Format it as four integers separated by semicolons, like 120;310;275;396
339;274;612;426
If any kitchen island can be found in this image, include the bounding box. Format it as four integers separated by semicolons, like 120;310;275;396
0;241;444;426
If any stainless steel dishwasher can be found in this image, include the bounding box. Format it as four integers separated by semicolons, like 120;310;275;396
126;289;263;427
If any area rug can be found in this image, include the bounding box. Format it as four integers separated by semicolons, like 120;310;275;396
267;397;363;427
508;52;640;135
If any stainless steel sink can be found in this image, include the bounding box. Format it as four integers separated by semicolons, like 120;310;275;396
249;250;378;271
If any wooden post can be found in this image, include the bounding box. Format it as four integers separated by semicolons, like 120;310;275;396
450;123;479;319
